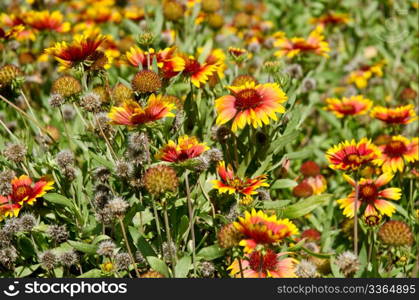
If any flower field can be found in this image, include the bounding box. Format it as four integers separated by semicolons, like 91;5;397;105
0;0;418;279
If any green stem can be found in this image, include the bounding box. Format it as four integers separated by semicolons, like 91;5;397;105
185;171;197;276
163;202;177;277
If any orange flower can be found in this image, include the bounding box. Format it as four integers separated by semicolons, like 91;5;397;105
26;11;70;33
347;61;384;89
337;173;401;218
370;104;417;125
229;250;297;278
326;138;381;171
0;175;54;221
325;95;373;118
310;12;350;26
156;135;208;163
215;82;287;132
373;136;418;173
108;94;175;126
233;209;299;252
181;54;218;87
274;26;330;58
45;33;107;70
125;46;185;79
212;161;269;203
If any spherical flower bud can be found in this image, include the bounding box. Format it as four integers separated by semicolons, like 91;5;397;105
51;75;82;98
47;224;69;243
60;250;78;267
201;0;221;13
105;197;129;218
143;165;178;196
207;13;224;30
56;149;74;169
138;32;155;47
80;92;101;112
0;64;23;88
48;93;65;108
115;160;133;178
115;252;131;270
163;0;185;21
378;220;413;247
217;223;243;249
300;161;321;177
199;261;215;278
18;213;37;231
335;251;360;277
131;70;162;94
112;83;134;104
292;182;313;198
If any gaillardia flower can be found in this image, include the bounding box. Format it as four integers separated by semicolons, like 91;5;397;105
370;104;417;125
274;26;330;58
125;46;185;79
156;135;208;163
45;33;107;70
325;95;373;118
326;138;381;171
373;136;418;173
108;94;175;126
215;82;287;132
0;175;54;221
310;12;350;26
337;173;401;218
212;161;269;203
228;250;297;278
181;54;218;87
25;10;70;33
347;61;384;89
233;209;299;252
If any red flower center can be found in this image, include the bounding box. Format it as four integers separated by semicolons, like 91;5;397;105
359;183;378;203
13;185;31;202
248;250;278;273
339;103;356;114
384;141;407;157
234;88;262;110
184;59;201;75
344;153;361;165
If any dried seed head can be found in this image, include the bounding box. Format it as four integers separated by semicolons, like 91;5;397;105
0;64;23;87
0;229;12;246
335;251;360;277
48;93;65;108
257;189;271;201
60;250;78;267
51;75;82;98
39;250;58;270
97;240;116;257
204;148;224;163
0;246;17;269
92;191;110;209
135;251;147;265
217;223;243;249
112;83;134;104
115;160;133;178
128;132;149;152
115;252;131;270
162;241;177;263
285;64;303;79
3;143;26;163
95;208;114;225
191;156;210;172
56;149;74;169
211;125;232;143
62;104;76;121
199;261;215;278
131;70;162;94
105;197;129;218
47;224;69;243
378;220;413;247
301;78;317;93
143;165;178;196
62;166;76;181
0;169;15;196
3;218;20;235
18;213;37;231
295;259;319;278
80;92;102;113
94;112;115;140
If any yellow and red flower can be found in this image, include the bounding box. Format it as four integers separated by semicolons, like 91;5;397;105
337;173;401;218
125;46;185;79
212;161;269;203
0;175;54;221
108;94;175;126
25;10;70;33
274;26;330;58
45;33;107;70
370;104;418;125
181;54;218;87
310;12;350;26
302;175;327;195
228;250;297;278
347;61;384;89
156;135;209;163
233;209;299;252
326;138;381;171
215;82;287;132
325;95;373;118
373;136;418;173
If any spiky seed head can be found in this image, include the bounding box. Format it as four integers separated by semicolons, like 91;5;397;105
62;104;76;121
18;213;37;231
199;261;215;278
143;165;178;196
3;143;26;163
335;251;360;277
0;246;17;269
112;83;134;104
131;70;162;94
48;93;65;108
378;220;413;247
51;75;82;98
301;78;317;93
0;64;22;87
295;259;319;278
97;240;116;257
115;160;132;178
115;252;131;270
39;250;58;270
105;197;129;218
56;149;74;169
60;250;78;267
47;224;69;243
80;92;101;113
285;64;303;79
217;223;243;249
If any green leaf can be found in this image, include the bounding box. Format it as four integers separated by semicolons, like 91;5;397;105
271;179;298;189
281;194;332;218
15;264;40;278
77;269;102;278
129;226;156;257
43;193;74;208
67;240;98;254
147;256;170;278
197;245;225;261
174;255;191;278
261;200;291;210
17;235;36;258
90;153;114;169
